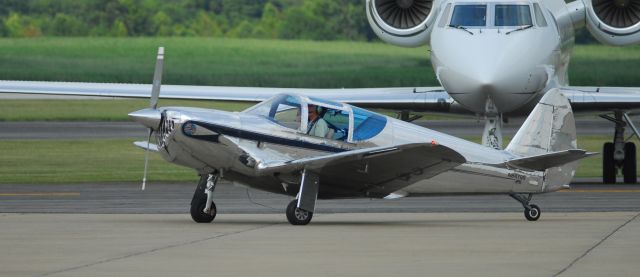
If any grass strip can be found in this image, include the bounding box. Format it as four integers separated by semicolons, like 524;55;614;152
0;136;624;184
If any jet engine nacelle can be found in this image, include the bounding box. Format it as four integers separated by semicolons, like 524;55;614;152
584;0;640;46
366;0;439;47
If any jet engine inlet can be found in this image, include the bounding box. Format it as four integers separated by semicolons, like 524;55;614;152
593;0;640;28
366;0;437;47
585;0;640;45
375;0;433;29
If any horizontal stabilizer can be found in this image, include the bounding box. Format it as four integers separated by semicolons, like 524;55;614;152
134;141;159;152
505;149;597;171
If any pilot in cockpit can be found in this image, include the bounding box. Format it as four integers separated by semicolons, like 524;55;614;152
306;104;330;138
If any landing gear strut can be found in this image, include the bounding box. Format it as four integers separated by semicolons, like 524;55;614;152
190;173;219;223
510;193;541;221
285;169;319;225
601;111;638;184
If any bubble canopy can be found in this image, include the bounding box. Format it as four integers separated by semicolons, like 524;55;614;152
244;93;387;142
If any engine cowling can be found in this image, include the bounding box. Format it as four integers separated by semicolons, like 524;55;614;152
585;0;640;45
366;0;439;47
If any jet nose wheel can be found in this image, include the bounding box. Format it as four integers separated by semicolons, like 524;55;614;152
524;204;541;221
286;200;313;225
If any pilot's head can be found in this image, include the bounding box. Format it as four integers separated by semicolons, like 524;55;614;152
308;105;319;121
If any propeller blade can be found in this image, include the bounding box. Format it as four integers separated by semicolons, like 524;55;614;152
141;129;153;191
150;47;164;110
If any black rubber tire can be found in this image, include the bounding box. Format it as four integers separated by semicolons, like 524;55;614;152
190;197;216;223
524;204;541;221
603;142;616;184
286;200;313;225
623;142;637;184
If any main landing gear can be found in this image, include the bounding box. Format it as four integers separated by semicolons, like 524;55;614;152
510;194;541;221
601;111;639;184
190;173;219;223
286;200;313;225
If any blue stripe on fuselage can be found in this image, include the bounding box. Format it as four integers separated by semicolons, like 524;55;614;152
183;121;349;153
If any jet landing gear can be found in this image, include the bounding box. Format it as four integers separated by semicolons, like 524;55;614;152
190;173;219;223
601;111;639;184
510;194;541;221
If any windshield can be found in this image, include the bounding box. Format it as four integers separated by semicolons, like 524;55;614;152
245;94;302;130
495;4;532;26
450;4;487;27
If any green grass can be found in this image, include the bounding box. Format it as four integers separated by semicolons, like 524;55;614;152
0;37;435;88
0;99;252;121
0;139;196;184
1;37;638;89
0;136;624;183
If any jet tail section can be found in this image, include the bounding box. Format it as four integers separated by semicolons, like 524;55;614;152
506;89;589;191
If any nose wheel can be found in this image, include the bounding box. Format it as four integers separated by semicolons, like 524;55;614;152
510;194;541;221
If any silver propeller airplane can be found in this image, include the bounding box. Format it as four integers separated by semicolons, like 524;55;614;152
126;48;592;225
0;0;639;185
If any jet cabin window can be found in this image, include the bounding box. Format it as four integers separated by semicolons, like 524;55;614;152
450;4;487;27
494;4;532;26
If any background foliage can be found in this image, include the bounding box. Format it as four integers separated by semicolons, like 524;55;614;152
0;0;596;42
0;0;375;40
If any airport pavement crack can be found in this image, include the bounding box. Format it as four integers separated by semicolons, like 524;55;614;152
36;222;282;277
553;211;640;276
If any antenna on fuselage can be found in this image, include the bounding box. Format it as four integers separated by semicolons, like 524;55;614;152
141;46;164;191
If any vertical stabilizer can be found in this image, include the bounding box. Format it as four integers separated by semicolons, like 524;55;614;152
506;89;578;191
507;88;576;155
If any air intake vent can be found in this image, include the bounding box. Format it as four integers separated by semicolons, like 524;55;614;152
593;0;640;28
375;0;433;29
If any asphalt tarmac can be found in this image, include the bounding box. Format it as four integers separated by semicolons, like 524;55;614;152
0;119;618;140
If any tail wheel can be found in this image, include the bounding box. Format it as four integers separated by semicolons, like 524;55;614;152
603;142;616;184
623;142;637;184
286;200;313;225
524;204;541;221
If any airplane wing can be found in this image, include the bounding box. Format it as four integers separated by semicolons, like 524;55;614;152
563;86;640;113
5;80;640;115
256;143;466;198
0;80;452;111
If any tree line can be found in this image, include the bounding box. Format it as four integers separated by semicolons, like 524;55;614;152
0;0;595;43
0;0;375;40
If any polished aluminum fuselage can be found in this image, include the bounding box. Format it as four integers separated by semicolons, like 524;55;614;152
431;0;578;114
155;105;552;199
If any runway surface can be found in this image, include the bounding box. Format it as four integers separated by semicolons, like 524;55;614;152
1;212;638;277
0;119;618;140
2;183;639;276
2;181;640;214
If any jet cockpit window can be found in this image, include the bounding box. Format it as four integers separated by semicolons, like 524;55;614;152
533;3;547;27
450;4;487;27
494;4;532;26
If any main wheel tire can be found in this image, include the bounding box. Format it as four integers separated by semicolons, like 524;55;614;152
623;142;637;184
524;204;541;221
603;142;616;184
190;198;216;223
286;200;313;225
